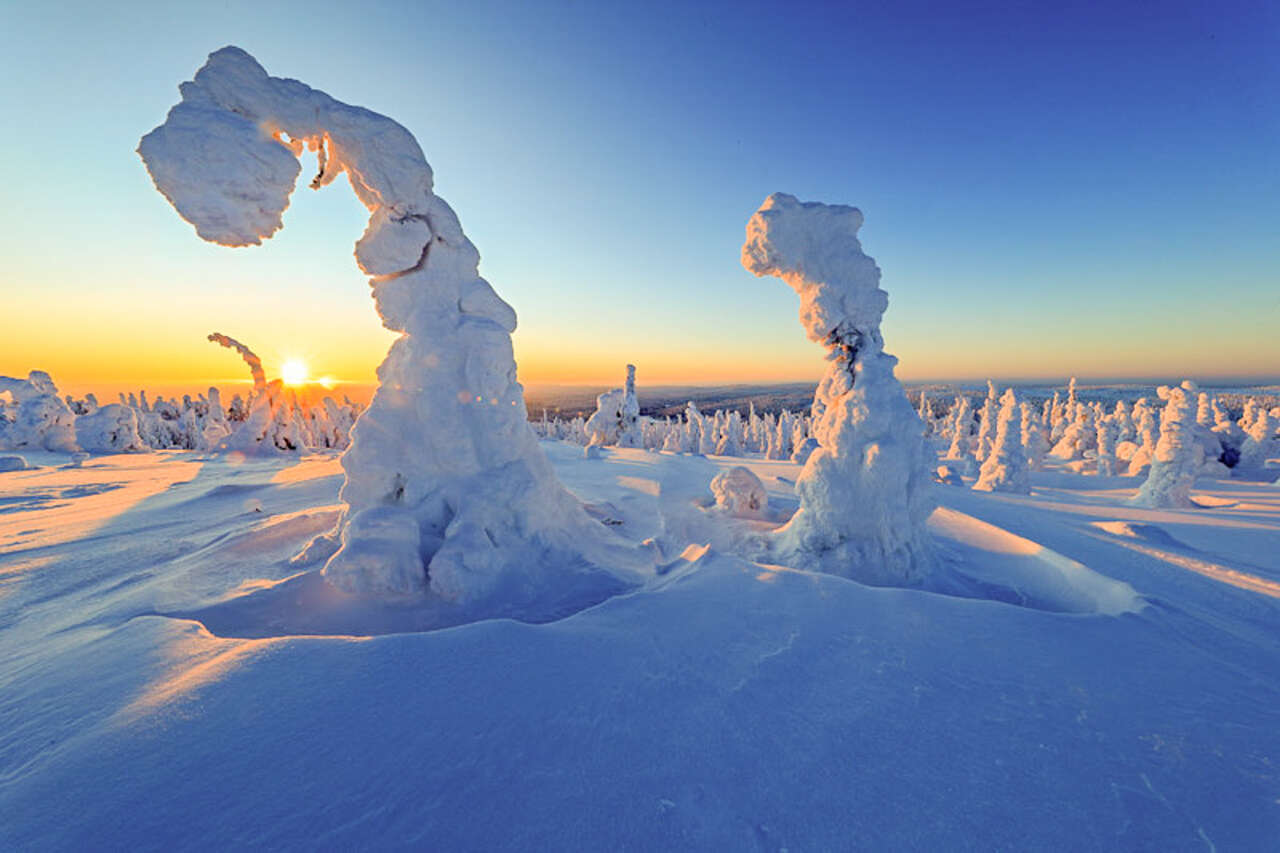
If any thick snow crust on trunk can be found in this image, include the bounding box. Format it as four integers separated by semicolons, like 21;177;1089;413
741;193;934;586
138;47;649;604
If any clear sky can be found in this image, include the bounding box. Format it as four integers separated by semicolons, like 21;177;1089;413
1;0;1276;398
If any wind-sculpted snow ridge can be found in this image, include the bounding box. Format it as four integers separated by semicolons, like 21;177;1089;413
138;47;651;610
741;193;935;586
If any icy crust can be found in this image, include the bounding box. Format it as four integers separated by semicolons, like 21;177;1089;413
139;47;650;605
741;194;935;586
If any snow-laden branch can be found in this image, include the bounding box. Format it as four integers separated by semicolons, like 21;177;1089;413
207;332;266;395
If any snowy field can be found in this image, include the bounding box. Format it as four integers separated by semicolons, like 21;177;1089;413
2;442;1278;849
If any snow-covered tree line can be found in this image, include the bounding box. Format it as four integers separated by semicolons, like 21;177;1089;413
535;374;1279;484
920;378;1277;481
0;339;361;456
535;388;818;463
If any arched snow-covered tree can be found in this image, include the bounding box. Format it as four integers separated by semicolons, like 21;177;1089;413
742;193;934;586
139;47;649;606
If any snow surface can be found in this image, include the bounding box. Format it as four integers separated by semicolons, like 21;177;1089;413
2;444;1278;848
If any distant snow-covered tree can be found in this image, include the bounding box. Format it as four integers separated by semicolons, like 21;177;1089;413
1132;382;1204;508
974;388;1030;493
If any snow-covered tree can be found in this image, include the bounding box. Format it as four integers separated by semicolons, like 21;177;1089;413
1127;397;1159;475
584;365;641;450
945;396;974;463
975;380;997;462
140;47;649;603
974;388;1030;493
207;333;266;396
1095;415;1118;476
75;403;145;453
0;371;78;452
1020;401;1050;471
1132;382;1205;508
709;466;768;519
741;193;934;585
1238;406;1276;472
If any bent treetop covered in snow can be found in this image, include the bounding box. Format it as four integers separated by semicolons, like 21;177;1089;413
138;47;649;608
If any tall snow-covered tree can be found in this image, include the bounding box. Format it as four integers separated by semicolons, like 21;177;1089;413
139;47;650;605
974;388;1030;493
741;193;934;585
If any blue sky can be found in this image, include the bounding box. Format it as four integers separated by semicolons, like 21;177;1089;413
1;0;1276;392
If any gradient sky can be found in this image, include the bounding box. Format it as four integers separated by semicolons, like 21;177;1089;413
1;0;1277;398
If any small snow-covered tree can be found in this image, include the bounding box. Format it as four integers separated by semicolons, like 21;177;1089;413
1050;400;1095;460
1238;406;1276;472
945;396;974;462
1095;416;1118;476
710;466;769;519
1127;397;1159;475
715;410;744;456
0;371;78;452
974;388;1030;493
975;380;997;462
1020;401;1050;470
1132;382;1205;508
742;193;934;585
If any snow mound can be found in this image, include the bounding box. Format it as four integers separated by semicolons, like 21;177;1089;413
709;466;768;519
1089;520;1188;549
0;455;28;473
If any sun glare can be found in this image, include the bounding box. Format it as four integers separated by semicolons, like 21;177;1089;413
281;359;309;386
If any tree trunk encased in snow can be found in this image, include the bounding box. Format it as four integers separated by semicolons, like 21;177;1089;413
138;47;650;604
741;193;934;586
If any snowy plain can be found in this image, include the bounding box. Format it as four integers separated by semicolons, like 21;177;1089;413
2;438;1278;850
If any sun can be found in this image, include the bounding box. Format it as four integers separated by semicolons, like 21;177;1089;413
280;359;309;386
